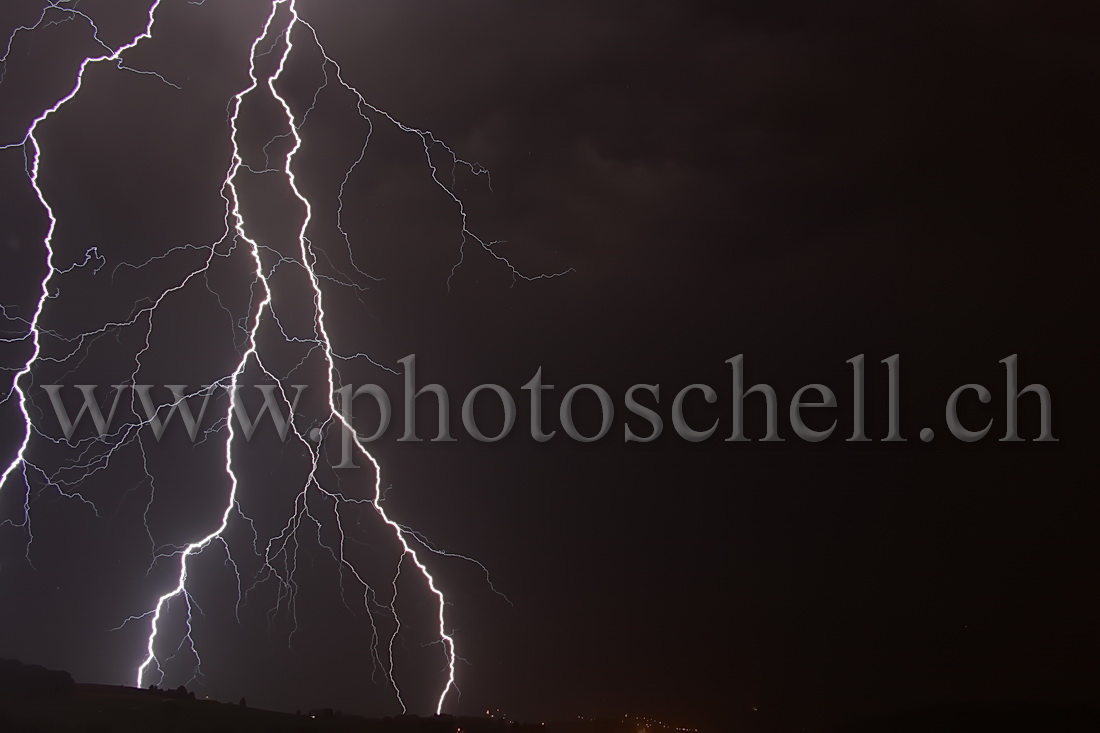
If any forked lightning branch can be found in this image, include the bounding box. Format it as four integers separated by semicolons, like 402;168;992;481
0;0;566;714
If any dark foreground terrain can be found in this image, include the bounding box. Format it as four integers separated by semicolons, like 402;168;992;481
3;659;1099;733
0;658;541;733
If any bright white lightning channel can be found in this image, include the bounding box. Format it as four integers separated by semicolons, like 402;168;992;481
0;0;565;714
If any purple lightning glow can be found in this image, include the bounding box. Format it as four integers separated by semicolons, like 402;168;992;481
0;0;566;714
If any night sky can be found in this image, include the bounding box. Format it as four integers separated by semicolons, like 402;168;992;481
0;1;1096;731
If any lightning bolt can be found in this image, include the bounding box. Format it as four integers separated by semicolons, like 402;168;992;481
0;0;564;714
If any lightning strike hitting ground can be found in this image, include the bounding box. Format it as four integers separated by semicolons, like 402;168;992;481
0;0;564;714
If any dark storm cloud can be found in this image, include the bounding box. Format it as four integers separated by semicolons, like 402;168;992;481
309;0;1095;304
317;4;1098;729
